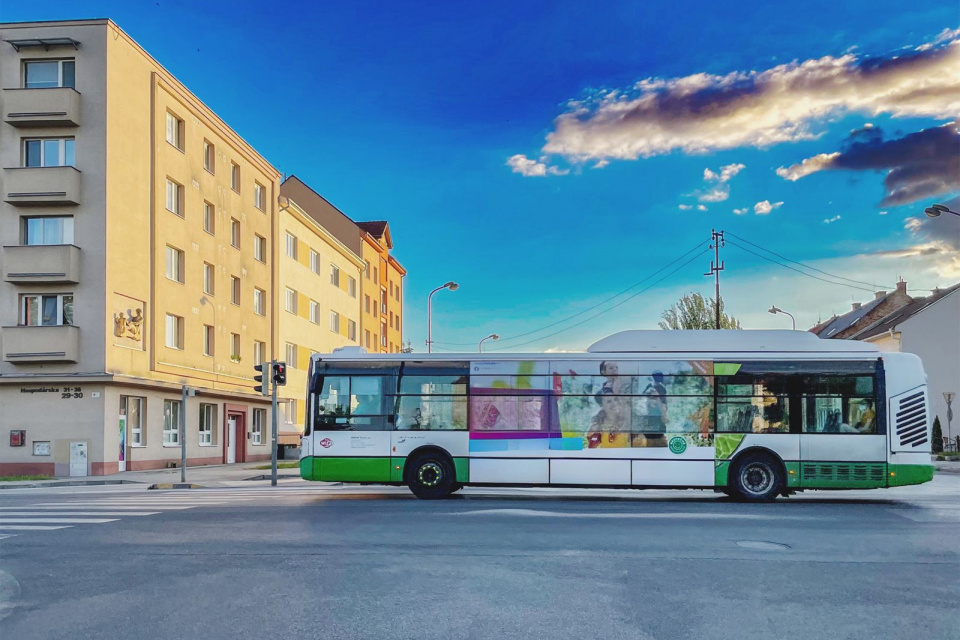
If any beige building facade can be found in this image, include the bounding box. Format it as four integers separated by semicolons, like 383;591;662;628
1;19;279;475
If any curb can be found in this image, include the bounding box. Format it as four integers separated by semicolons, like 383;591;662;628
242;474;301;481
147;483;204;490
0;479;141;490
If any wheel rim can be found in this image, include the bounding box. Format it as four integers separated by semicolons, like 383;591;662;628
418;462;442;487
740;462;773;495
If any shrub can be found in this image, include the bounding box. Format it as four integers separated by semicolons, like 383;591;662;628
932;416;943;453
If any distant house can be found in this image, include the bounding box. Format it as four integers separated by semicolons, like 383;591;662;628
814;281;960;446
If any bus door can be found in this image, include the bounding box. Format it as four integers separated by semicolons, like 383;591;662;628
311;372;393;482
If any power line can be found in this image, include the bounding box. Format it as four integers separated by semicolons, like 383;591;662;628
484;247;711;351
432;239;709;347
725;231;892;290
726;240;880;294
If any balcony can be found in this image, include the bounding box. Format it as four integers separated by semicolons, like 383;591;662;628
3;166;80;206
3;245;81;284
2;88;81;127
2;325;79;363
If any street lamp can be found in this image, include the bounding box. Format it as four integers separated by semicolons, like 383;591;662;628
478;333;499;352
945;392;956;451
426;281;459;353
768;305;796;330
924;203;960;218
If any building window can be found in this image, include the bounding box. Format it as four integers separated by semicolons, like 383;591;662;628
23;59;75;89
165;314;183;349
20;294;73;326
309;250;320;274
310;300;320;324
165;245;184;283
364;295;371;314
203;140;215;174
373;266;378;282
286;342;297;369
348;319;357;342
199;403;217;445
23;137;75;167
381;288;388;314
203;324;214;357
329;311;340;333
230;218;240;248
163;399;181;445
285;233;298;259
348;276;357;298
203;201;215;235
165;112;184;151
252;409;265;444
253;340;265;366
330;264;340;287
254;182;266;211
165;179;183;216
390;311;394;328
285;287;297;314
231;333;240;359
254;288;265;316
365;330;371;348
21;216;73;245
203;262;215;295
231;276;240;305
288;400;299;425
374;333;378;348
121;396;145;447
381;332;388;348
231;162;240;192
365;260;371;280
254;234;266;262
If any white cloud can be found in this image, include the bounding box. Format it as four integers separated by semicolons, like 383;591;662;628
699;187;730;203
879;210;888;215
695;162;745;202
523;36;959;165
733;207;749;215
506;154;569;177
678;204;693;210
823;215;842;224
697;204;708;211
754;200;784;215
776;152;840;181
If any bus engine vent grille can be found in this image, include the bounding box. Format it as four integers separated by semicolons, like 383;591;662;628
895;390;928;448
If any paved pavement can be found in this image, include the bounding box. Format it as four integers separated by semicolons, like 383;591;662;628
0;476;958;640
0;462;304;489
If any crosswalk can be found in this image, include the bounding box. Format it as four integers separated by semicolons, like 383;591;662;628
0;487;326;539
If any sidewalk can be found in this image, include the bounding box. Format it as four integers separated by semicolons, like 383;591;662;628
0;463;303;490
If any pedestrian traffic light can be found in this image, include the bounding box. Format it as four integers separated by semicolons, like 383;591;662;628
272;362;287;386
254;363;269;396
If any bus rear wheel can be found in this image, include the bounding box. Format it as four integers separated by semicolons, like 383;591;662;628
406;453;456;500
730;452;784;502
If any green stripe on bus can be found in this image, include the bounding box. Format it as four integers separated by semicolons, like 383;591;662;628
715;460;730;487
454;457;469;484
798;462;887;489
300;457;315;481
714;363;741;376
887;464;934;487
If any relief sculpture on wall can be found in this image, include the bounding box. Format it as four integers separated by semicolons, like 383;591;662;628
114;308;144;341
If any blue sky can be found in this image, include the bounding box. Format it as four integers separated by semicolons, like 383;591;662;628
6;1;959;351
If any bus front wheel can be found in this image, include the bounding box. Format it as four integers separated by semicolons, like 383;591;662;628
730;452;784;502
406;453;456;500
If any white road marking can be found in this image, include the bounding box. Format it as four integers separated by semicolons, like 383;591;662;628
0;518;118;524
451;508;822;520
0;525;72;531
0;505;194;511
0;512;159;517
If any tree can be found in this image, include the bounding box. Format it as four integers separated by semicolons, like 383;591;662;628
932;416;943;453
658;292;742;330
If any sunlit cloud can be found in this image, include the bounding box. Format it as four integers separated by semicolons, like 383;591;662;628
506;154;569;177
871;198;960;278
696;204;707;211
733;207;749;215
515;34;959;166
678;204;693;210
823;215;842;224
754;200;783;215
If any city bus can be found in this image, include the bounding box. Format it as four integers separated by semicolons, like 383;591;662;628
299;330;934;501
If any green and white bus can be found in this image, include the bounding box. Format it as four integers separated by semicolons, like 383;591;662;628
299;330;934;501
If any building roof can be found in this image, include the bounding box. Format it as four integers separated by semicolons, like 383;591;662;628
851;283;960;341
357;221;388;237
810;294;887;338
588;330;878;354
280;176;362;256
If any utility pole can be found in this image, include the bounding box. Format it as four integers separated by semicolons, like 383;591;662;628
704;229;725;329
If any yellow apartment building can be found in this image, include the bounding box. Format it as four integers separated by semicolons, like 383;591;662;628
0;19;279;475
357;222;406;353
276;183;364;446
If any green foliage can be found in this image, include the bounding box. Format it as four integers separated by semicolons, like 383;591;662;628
932;416;943;453
659;292;742;330
714;434;745;459
0;475;54;482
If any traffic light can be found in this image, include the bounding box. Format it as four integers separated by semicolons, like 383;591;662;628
272;362;287;386
254;363;269;396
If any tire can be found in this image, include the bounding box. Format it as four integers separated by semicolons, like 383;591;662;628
729;452;784;502
406;452;456;500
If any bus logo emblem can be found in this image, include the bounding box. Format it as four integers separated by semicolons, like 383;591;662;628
319;438;333;448
668;436;687;455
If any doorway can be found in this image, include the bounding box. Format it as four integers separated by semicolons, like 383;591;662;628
70;441;88;477
224;409;246;464
227;416;237;463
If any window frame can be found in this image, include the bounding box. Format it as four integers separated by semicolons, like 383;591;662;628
202;324;214;357
285;342;298;369
203;262;215;295
163;399;182;446
330;264;340;287
19;293;73;327
165;245;184;284
230;218;240;249
203;139;215;174
230;332;241;360
285;232;298;260
23;58;75;89
254;181;266;211
254;288;266;316
231;162;241;192
121;395;146;447
285;287;298;314
348;319;357;342
165;313;184;350
253;340;265;366
203;201;215;235
165;111;185;152
21;215;74;245
252;409;265;445
254;234;266;262
329;311;340;333
309;249;320;274
348;276;357;298
165;178;184;216
23;137;75;168
199;403;218;446
309;300;320;324
230;275;241;306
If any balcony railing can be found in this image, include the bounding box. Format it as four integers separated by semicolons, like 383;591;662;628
3;166;81;206
2;244;81;284
2;325;80;363
2;87;81;127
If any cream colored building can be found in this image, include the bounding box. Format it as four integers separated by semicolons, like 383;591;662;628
276;185;364;444
0;19;280;475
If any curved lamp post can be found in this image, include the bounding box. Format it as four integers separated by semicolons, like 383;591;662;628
768;305;796;330
925;203;960;218
426;281;458;353
478;333;499;353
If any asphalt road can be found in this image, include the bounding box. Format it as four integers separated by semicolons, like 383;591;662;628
1;476;958;640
